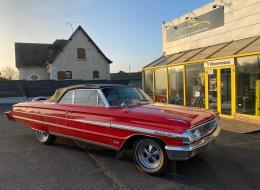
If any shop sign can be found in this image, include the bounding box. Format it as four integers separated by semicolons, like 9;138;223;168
166;7;224;42
204;58;234;68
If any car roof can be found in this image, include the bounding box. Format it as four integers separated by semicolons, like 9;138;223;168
47;83;130;103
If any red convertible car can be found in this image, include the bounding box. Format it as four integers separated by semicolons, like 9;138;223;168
5;84;220;175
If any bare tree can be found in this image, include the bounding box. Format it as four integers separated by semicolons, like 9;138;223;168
0;67;18;80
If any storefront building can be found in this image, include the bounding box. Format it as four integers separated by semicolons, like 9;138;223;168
143;0;260;123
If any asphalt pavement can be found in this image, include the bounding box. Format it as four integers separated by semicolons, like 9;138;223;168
0;104;259;190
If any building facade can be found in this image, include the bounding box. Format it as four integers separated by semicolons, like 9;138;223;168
15;26;112;81
143;0;260;123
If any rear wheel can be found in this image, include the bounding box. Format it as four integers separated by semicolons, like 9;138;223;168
35;131;56;145
133;138;169;175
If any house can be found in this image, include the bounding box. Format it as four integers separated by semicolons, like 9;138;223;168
110;71;142;87
15;25;112;80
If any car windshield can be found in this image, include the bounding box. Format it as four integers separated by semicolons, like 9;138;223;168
101;87;152;107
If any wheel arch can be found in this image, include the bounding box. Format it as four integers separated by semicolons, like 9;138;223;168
120;134;166;151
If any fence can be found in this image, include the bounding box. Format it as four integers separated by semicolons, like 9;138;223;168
0;80;130;98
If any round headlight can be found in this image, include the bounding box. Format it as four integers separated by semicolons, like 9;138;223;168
193;129;201;141
182;129;201;144
182;131;195;144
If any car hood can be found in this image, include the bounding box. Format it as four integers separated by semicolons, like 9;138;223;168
125;103;216;129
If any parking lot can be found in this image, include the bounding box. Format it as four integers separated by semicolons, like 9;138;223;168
0;104;260;190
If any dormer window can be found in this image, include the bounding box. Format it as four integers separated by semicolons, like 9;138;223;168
77;48;86;59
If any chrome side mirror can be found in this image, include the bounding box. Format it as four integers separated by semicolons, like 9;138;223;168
120;102;127;108
120;102;129;111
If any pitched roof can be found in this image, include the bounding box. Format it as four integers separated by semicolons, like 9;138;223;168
68;25;112;63
15;43;52;68
47;40;68;63
110;71;142;80
15;25;112;68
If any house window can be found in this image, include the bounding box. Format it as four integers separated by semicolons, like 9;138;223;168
57;71;65;80
93;70;100;79
64;71;72;79
77;48;86;59
30;74;39;81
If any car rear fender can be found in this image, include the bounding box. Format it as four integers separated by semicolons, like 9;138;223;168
4;111;15;121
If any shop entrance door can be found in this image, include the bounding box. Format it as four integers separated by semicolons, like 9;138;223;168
205;67;234;116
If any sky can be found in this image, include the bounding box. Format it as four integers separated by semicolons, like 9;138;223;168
0;0;211;73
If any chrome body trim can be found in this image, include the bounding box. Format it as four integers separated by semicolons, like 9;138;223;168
49;132;119;150
14;110;64;120
165;126;221;160
13;115;65;129
31;128;46;132
73;119;111;127
110;123;183;139
13;110;185;139
190;118;218;130
13;115;121;139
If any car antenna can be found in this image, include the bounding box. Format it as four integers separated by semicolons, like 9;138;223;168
14;80;27;102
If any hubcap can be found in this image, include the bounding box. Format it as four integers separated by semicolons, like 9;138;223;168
36;131;49;142
137;141;161;169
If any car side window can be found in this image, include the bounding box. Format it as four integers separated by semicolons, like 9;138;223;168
74;89;105;107
59;90;74;104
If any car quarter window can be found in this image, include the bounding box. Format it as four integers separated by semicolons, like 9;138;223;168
59;90;74;104
74;89;105;107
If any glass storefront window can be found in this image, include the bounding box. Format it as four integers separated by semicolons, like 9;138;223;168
186;63;205;107
144;70;153;97
154;68;167;103
236;56;260;116
168;66;184;105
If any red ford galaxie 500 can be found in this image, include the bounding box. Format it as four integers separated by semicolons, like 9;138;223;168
5;84;220;175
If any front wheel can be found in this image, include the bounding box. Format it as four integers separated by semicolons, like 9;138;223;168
35;131;56;145
133;138;169;175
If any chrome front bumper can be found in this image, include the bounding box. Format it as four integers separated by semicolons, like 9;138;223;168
165;126;221;160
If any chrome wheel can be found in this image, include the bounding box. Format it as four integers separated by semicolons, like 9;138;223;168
35;130;56;145
36;131;49;142
137;141;162;169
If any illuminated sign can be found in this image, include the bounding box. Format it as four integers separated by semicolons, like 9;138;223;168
166;8;224;42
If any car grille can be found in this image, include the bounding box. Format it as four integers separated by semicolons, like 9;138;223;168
191;119;219;138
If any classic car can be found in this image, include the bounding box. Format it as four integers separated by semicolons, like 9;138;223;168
5;84;220;175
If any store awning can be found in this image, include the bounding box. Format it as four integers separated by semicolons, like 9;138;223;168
144;35;260;69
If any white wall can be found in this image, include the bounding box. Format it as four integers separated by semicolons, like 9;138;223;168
162;0;260;55
19;66;49;80
50;29;110;80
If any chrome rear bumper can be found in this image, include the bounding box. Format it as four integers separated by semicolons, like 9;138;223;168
165;126;221;160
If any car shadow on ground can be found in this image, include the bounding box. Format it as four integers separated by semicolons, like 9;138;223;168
51;135;260;190
51;137;87;153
